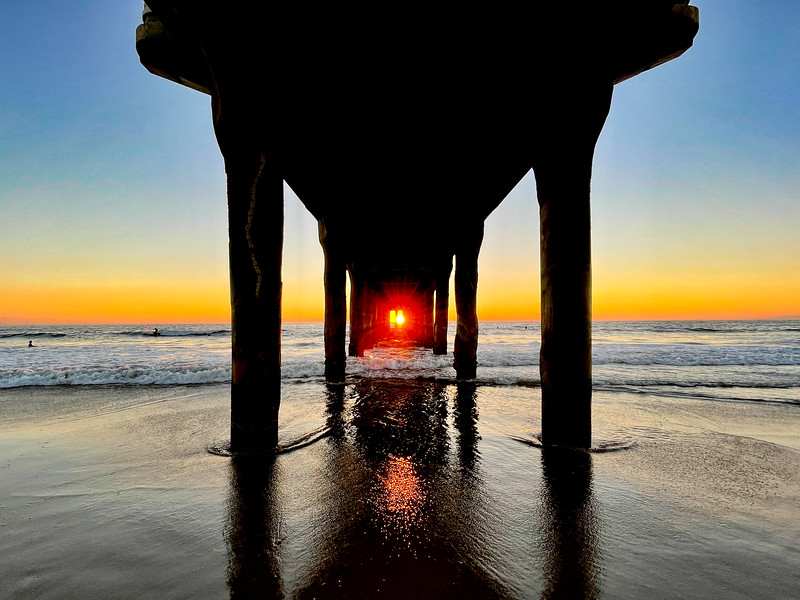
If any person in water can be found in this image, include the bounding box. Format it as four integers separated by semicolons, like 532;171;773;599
153;328;159;336
28;340;34;347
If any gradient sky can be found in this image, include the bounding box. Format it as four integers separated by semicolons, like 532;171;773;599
2;1;799;324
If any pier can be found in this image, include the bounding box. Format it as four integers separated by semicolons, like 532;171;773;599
136;1;699;451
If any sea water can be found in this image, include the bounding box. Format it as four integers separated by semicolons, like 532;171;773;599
1;321;798;405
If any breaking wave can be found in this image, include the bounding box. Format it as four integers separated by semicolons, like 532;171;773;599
0;332;67;339
113;329;230;337
1;365;232;388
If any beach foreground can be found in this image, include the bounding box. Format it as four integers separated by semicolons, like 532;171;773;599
1;382;799;599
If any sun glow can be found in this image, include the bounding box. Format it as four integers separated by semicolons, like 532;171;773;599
389;309;405;328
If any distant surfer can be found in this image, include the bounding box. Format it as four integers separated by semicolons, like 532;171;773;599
28;340;34;347
153;328;160;336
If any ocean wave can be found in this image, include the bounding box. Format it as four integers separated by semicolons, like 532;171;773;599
595;384;800;406
0;365;232;388
593;343;800;367
178;330;230;337
113;329;230;337
603;321;800;336
477;354;540;368
1;362;325;388
0;332;67;339
3;358;797;405
347;349;455;378
3;321;799;398
477;352;800;368
592;378;799;390
282;361;326;380
592;356;800;367
594;357;800;367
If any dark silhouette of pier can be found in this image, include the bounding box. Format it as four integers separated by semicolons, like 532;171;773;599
136;1;699;451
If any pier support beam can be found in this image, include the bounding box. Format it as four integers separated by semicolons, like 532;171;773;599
319;222;347;381
533;81;613;448
422;282;435;348
358;285;376;356
222;137;283;452
348;269;363;357
433;258;452;355
454;224;484;379
190;15;286;454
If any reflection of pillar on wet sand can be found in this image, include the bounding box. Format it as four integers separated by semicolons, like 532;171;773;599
539;448;601;600
349;379;451;464
225;455;283;599
324;383;347;443
453;381;480;472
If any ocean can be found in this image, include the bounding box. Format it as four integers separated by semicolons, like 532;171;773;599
2;320;799;406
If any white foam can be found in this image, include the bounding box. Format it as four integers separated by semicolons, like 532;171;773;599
0;365;232;388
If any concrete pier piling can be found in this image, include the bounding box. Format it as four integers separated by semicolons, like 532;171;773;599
224;142;283;451
433;259;452;356
533;80;613;448
348;269;363;358
319;222;347;382
454;224;484;380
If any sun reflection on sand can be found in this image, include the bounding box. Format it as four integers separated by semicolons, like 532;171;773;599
370;453;426;550
379;454;422;514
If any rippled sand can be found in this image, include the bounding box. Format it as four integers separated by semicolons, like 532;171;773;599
1;382;798;599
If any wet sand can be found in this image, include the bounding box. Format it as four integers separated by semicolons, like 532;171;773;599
1;382;799;599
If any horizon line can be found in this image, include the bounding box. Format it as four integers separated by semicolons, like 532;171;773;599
2;316;798;327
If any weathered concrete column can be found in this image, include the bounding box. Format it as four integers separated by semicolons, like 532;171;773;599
358;284;376;356
533;81;613;448
360;282;374;356
433;258;452;355
454;224;484;379
421;283;435;348
347;268;363;357
319;221;347;381
223;141;283;452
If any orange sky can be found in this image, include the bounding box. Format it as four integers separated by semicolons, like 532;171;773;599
3;180;799;325
5;251;799;325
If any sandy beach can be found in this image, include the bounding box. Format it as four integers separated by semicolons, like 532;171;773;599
1;381;798;599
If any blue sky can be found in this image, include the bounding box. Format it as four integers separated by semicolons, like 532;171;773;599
2;1;799;323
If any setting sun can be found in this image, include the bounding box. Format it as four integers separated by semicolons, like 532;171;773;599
389;309;405;327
